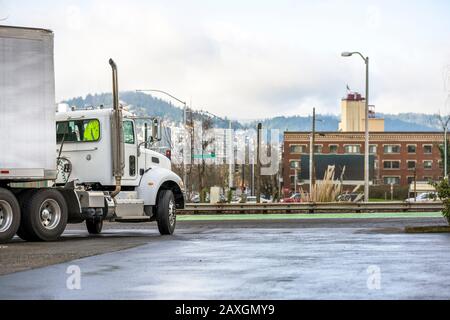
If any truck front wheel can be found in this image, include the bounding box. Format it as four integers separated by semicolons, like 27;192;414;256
19;189;68;242
0;188;21;243
156;190;176;235
86;218;103;235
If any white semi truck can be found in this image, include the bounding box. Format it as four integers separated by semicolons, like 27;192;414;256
0;26;185;243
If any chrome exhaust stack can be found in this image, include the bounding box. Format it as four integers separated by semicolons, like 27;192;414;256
109;59;124;198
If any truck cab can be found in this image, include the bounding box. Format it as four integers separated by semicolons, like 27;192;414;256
55;107;185;231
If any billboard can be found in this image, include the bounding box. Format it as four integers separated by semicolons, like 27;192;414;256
299;154;375;181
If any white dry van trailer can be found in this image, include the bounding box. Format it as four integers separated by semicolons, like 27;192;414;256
0;26;185;243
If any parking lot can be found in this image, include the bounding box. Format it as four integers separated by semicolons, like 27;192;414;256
1;214;450;300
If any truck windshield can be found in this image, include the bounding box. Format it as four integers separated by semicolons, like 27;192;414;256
56;119;101;143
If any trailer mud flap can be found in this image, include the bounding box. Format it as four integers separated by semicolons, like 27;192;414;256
58;189;83;223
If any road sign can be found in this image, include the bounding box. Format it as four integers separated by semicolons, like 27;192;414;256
193;153;216;159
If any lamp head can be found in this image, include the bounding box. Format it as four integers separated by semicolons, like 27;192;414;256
341;52;353;57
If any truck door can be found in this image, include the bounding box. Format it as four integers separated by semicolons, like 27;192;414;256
122;120;138;181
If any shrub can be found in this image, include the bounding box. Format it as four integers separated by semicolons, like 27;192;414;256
369;185;409;201
227;189;233;203
200;188;209;203
301;166;344;202
432;179;450;225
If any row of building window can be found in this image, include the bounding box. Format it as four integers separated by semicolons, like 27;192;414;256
289;175;438;185
383;160;438;170
289;144;435;155
385;176;439;185
290;159;441;170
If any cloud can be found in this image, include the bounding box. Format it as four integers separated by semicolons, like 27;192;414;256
4;0;450;119
66;5;83;31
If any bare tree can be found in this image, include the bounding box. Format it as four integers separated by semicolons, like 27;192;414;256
197;116;215;202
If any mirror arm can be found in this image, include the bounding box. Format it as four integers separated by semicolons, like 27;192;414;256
137;138;160;157
137;141;147;157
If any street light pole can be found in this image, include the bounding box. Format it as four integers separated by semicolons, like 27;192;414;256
364;57;370;203
136;89;188;189
256;123;262;203
136;89;187;107
341;52;370;202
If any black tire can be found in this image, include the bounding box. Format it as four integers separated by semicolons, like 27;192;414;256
157;190;176;235
16;189;36;241
19;189;68;242
0;188;21;244
86;218;103;235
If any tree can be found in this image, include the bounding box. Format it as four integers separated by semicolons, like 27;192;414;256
437;114;450;178
197;116;215;202
432;178;450;225
439;143;450;177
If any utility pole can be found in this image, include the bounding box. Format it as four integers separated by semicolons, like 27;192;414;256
190;105;195;198
241;135;247;196
309;108;316;201
228;120;233;190
414;168;417;202
390;183;394;201
278;166;283;202
294;168;298;194
251;160;255;196
445;126;448;179
256;123;262;203
241;157;246;194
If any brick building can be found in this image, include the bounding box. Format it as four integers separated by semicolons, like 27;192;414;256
283;131;447;192
282;92;449;193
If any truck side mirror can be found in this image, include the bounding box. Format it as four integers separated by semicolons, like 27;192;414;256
139;119;162;156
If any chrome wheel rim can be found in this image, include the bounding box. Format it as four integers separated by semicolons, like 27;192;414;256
168;199;176;226
39;199;61;230
0;200;13;233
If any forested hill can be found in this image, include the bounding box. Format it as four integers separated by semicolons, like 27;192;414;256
64;92;441;132
65;91;184;122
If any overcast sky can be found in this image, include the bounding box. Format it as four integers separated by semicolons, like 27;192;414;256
2;0;450;119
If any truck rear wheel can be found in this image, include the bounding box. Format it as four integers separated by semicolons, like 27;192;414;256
157;190;176;235
19;189;68;242
0;188;21;243
86;218;103;235
16;190;35;241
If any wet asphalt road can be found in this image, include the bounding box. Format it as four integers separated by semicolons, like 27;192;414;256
1;217;450;300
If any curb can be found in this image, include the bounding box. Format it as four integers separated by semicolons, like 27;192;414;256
405;226;450;233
